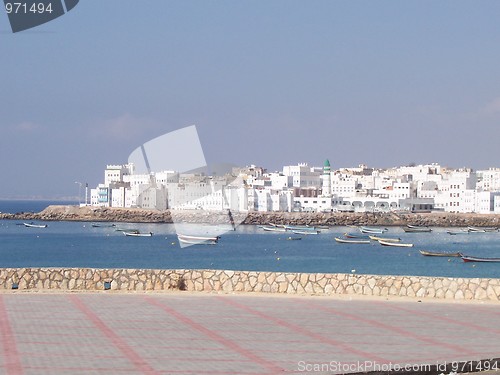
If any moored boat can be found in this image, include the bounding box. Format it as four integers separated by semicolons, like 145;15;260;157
178;237;217;245
378;240;413;248
419;250;462;257
343;233;370;239
23;222;47;228
368;235;401;242
284;225;317;232
359;226;388;234
467;226;498;233
286;236;302;241
177;234;219;242
335;237;370;244
124;231;153;237
461;255;500;263
402;225;432;233
262;226;288;232
292;230;320;235
92;223;116;228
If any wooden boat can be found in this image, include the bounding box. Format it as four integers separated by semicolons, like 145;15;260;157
286;236;302;241
378;240;413;248
177;234;219;242
467;226;498;233
419;250;462;257
92;223;115;228
292;230;320;235
461;255;500;263
402;225;432;233
285;225;317;232
23;222;47;228
369;235;401;242
124;231;153;237
262;226;288;232
335;237;370;244
343;233;370;239
359;226;387;234
447;230;468;235
178;237;217;245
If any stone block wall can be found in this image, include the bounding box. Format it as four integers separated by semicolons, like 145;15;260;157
1;268;499;301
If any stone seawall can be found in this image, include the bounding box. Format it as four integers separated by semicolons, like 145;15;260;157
2;205;500;227
2;268;499;301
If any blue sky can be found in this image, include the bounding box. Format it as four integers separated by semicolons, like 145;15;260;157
1;1;500;198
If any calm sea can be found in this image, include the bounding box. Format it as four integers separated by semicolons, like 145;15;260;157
1;201;500;277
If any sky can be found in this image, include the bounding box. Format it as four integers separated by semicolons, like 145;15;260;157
1;0;500;199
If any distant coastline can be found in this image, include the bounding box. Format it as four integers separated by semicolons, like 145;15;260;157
1;205;500;227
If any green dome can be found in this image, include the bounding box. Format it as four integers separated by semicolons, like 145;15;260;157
324;159;331;167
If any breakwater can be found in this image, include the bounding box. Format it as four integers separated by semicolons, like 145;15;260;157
2;205;500;227
2;268;500;301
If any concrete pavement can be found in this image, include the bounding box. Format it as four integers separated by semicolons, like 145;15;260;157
0;292;499;374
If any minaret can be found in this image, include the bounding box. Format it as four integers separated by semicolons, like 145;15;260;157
321;159;331;197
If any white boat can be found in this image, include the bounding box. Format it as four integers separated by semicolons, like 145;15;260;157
23;222;47;228
177;235;218;245
292;230;320;235
467;226;498;233
262;226;288;232
124;231;153;237
378;240;413;248
284;225;317;232
368;235;401;242
334;237;370;244
359;226;387;234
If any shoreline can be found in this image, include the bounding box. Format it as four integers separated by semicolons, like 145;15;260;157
1;205;500;227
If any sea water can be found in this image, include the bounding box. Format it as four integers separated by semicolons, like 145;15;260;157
1;218;500;278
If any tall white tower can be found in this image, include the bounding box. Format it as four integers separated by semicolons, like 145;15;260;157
321;159;331;197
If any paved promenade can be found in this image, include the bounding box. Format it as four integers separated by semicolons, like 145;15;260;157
0;292;499;374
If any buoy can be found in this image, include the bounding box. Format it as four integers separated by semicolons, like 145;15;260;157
171;242;175;245
277;257;280;261
351;269;356;273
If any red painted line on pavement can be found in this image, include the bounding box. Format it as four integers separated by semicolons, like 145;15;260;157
143;296;284;374
0;295;24;375
216;296;390;363
68;295;160;375
376;301;500;335
305;300;477;357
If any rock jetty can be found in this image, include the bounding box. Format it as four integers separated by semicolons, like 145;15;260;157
1;205;500;227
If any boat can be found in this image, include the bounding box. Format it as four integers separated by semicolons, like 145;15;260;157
334;237;370;244
124;231;153;237
92;223;116;228
262;226;288;232
115;228;139;232
378;240;413;248
343;233;370;239
368;235;401;242
359;226;387;234
292;230;320;235
23;222;47;228
461;255;500;263
177;234;219;245
467;226;498;233
419;250;462;257
268;223;285;228
284;225;317;232
402;225;432;233
286;236;302;241
446;230;468;235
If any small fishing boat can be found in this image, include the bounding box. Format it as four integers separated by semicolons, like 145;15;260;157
178;237;217;245
461;255;500;263
467;226;498;233
359;226;388;234
292;230;320;235
402;225;432;233
343;233;370;239
124;231;153;237
23;222;47;228
419;250;462;257
286;236;302;241
446;230;468;235
262;226;288;232
91;223;116;228
378;240;413;248
284;225;317;232
368;235;401;242
177;234;219;243
335;237;370;244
